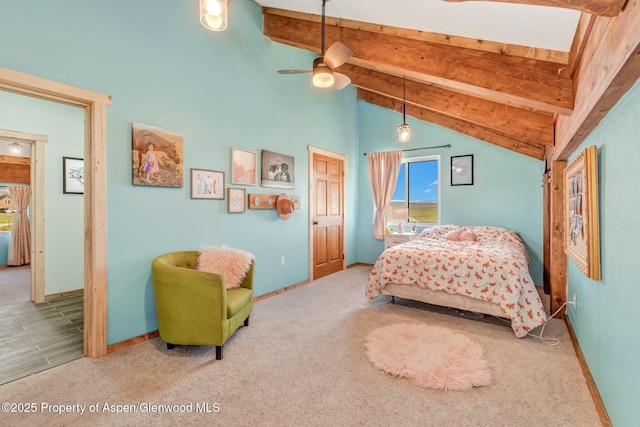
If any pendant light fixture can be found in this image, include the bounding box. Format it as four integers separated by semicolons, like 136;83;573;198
199;0;228;32
397;76;412;143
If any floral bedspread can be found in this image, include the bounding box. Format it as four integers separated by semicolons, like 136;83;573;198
366;225;546;337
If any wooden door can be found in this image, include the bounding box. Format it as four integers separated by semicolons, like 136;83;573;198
311;151;345;279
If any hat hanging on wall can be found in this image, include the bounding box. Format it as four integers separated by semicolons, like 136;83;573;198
276;193;295;220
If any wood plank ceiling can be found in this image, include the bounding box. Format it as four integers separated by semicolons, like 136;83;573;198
260;0;629;159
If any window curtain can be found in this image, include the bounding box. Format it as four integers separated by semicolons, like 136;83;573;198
7;186;31;266
367;150;402;240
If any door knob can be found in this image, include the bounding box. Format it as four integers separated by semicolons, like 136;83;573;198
313;221;318;225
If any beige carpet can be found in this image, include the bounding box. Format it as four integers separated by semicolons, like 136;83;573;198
0;266;600;426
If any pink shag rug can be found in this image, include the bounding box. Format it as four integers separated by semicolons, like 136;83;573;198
365;323;492;391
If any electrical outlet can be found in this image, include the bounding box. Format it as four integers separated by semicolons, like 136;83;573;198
572;293;577;310
280;256;285;266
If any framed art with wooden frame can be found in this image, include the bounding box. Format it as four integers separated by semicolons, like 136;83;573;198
190;168;224;200
564;145;600;280
227;188;246;213
231;147;257;186
63;156;84;194
451;155;473;186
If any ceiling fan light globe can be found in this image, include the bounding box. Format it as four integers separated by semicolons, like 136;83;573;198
397;123;412;143
312;65;334;88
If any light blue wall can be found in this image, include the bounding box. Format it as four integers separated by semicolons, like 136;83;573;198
0;0;358;344
0;93;85;294
356;101;544;284
565;80;640;427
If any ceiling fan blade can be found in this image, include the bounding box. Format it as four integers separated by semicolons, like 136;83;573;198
324;42;353;69
332;72;351;90
278;69;312;74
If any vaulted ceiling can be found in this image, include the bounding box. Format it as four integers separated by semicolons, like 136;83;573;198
255;0;640;161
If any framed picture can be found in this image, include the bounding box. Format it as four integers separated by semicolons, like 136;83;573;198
564;145;600;280
261;149;295;189
227;188;246;213
451;155;474;186
190;168;224;200
131;122;183;188
63;157;84;194
231;148;257;186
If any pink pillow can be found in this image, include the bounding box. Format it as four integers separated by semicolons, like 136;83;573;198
197;247;255;289
459;231;477;242
445;230;462;241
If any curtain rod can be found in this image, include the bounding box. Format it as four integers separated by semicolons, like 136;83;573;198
363;144;451;156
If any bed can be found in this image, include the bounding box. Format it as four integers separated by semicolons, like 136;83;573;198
366;225;546;337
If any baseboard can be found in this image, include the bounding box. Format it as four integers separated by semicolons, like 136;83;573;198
254;279;311;302
348;262;374;268
564;316;612;427
45;289;84;301
107;330;160;355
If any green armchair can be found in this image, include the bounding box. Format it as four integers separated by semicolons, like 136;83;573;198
151;251;254;360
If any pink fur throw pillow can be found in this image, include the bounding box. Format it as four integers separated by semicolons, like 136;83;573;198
445;230;463;241
197;247;255;289
459;231;477;242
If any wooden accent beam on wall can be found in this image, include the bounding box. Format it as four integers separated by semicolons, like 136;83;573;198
264;8;570;65
358;88;546;159
554;0;640;160
340;64;555;147
444;0;627;17
263;8;574;115
0;162;29;184
550;160;568;315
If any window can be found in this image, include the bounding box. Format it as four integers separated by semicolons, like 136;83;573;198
390;155;440;225
0;187;16;232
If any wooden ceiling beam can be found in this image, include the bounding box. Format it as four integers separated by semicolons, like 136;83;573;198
263;8;574;115
444;0;627;17
339;64;554;146
358;89;546;159
554;0;640;159
263;8;569;65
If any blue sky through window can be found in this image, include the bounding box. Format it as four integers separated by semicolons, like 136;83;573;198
392;159;438;203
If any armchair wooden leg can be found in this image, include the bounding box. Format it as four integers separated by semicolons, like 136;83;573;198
244;315;250;327
167;343;175;350
216;345;223;360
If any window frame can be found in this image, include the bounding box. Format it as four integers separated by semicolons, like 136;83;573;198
392;154;441;226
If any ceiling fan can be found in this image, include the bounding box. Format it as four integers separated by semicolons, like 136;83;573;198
278;0;353;90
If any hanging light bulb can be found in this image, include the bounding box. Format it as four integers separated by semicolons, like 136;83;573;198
199;0;228;31
9;141;23;156
397;76;412;143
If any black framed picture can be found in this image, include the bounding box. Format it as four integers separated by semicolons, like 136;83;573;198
451;155;474;186
63;157;84;194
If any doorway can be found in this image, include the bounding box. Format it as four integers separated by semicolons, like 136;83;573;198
0;66;111;358
308;146;347;280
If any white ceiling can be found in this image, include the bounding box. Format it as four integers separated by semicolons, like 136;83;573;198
254;0;581;52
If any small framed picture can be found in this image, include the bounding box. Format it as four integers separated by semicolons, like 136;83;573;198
190;168;224;200
231;148;257;186
451;155;474;186
227;188;246;213
63;157;84;194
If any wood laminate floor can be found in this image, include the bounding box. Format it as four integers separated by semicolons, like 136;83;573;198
0;295;84;385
